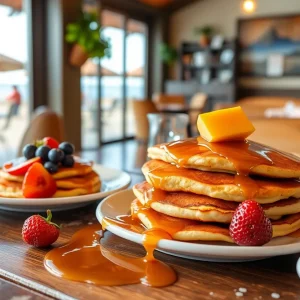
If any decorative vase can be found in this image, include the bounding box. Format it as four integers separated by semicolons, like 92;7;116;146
69;44;89;67
199;35;210;48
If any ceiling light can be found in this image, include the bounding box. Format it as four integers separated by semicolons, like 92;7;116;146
242;0;256;13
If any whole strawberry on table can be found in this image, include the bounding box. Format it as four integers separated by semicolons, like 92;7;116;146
22;210;60;247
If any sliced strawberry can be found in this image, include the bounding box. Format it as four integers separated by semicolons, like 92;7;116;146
43;137;59;149
229;200;273;246
22;163;57;198
3;157;42;176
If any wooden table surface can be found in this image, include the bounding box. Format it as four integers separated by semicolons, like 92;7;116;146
1;141;300;300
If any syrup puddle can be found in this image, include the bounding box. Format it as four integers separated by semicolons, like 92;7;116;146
44;223;176;287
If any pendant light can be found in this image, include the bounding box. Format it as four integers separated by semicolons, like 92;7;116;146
242;0;256;13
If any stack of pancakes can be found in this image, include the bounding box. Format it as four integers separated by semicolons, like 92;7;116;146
132;137;300;244
0;162;101;198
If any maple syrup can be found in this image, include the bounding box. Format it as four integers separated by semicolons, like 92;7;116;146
157;137;300;199
44;222;177;287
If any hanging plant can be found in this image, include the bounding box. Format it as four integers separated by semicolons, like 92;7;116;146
65;12;111;67
160;43;178;66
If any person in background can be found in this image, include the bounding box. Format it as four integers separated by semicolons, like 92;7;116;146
3;85;21;129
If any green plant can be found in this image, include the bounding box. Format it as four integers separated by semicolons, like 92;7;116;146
160;43;178;66
65;12;110;59
194;25;215;37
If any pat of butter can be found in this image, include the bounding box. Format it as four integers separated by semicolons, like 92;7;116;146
197;106;255;142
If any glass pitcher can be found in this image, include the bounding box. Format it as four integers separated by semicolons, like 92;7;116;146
147;113;189;147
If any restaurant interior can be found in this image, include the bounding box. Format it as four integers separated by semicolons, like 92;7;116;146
1;0;300;299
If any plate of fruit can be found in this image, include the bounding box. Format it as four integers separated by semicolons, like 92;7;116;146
0;137;131;212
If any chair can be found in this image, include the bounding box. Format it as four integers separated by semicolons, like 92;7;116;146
189;93;208;135
17;108;65;156
132;100;158;142
153;93;185;105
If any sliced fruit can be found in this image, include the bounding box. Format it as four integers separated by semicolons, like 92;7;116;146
3;157;42;176
22;163;57;198
229;200;273;246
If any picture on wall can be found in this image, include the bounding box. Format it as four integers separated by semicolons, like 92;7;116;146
238;15;300;77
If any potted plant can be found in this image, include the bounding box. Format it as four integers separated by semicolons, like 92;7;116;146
160;43;178;66
194;26;215;47
65;12;110;67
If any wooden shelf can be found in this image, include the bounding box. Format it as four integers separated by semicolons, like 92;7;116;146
174;39;238;105
183;63;233;71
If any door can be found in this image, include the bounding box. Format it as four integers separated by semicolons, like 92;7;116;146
80;8;148;149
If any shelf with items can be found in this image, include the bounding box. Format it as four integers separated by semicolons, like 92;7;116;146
179;40;237;84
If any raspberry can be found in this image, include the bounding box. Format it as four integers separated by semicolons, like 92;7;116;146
229;200;273;246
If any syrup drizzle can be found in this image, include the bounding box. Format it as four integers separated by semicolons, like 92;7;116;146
44;222;176;287
160;137;278;198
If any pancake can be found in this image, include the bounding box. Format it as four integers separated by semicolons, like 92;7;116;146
53;181;101;198
0;161;93;183
133;182;300;222
148;138;300;178
54;170;100;189
133;182;237;223
132;199;300;243
142;160;300;204
131;198;233;243
0;172;101;198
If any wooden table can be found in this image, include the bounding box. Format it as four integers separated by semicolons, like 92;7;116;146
1;141;300;299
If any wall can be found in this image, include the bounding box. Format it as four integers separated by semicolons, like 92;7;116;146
169;0;300;90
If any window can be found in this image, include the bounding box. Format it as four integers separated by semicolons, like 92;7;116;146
0;3;29;163
81;8;148;149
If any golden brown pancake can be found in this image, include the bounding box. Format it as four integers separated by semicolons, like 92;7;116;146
0;180;101;198
133;182;237;223
148;138;300;178
0;170;101;198
131;198;233;243
132;199;300;243
142;160;300;204
55;171;100;189
133;182;300;222
0;161;93;183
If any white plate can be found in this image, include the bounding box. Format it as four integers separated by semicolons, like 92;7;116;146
0;165;131;212
96;190;300;262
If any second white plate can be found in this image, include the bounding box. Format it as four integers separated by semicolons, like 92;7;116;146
96;189;300;262
0;165;131;212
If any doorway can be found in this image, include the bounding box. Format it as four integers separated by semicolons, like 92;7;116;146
81;9;148;149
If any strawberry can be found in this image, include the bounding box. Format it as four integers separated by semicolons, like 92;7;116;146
43;137;59;149
3;157;41;176
22;210;60;247
22;163;57;198
229;200;273;246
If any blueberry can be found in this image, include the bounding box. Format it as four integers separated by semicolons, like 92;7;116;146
62;155;75;167
48;149;65;164
35;146;51;162
59;142;75;155
44;161;59;174
23;144;37;160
